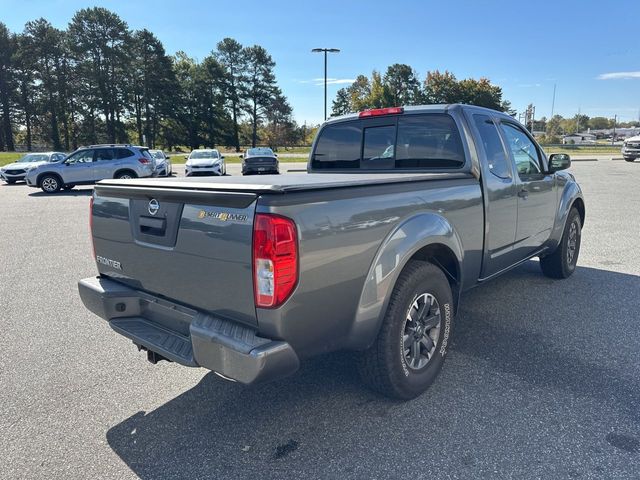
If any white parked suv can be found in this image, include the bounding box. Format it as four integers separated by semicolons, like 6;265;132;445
185;149;226;176
25;144;155;193
622;135;640;162
0;152;66;184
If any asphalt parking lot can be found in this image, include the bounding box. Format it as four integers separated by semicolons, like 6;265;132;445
1;158;639;479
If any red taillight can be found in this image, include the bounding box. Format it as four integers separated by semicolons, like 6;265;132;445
252;213;298;308
89;196;95;259
138;157;150;164
359;107;404;118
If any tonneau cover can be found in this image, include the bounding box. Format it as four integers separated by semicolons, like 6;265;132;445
98;172;473;194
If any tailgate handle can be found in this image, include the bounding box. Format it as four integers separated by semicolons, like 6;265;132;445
139;216;166;236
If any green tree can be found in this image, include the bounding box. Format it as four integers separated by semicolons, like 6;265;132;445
20;19;66;149
383;63;421;106
573;113;590;133
215;38;247;152
0;23;16;150
130;29;176;147
331;87;351;116
457;77;504;111
243;45;277;147
588;117;613;130
348;75;371;111
423;70;460;104
68;7;131;143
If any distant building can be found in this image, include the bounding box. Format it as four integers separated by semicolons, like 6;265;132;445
562;133;596;145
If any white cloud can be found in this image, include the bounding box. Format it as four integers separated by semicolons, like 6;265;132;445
297;77;355;86
517;83;541;88
597;71;640;80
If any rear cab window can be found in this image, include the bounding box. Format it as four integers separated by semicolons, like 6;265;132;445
311;113;466;171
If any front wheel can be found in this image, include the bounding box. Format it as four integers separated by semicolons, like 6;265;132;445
540;207;582;278
4;179;16;184
40;175;61;193
624;157;636;162
357;260;454;400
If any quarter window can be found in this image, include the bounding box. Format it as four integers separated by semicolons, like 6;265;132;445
472;114;511;179
115;149;134;159
395;115;465;169
312;123;361;169
499;122;542;177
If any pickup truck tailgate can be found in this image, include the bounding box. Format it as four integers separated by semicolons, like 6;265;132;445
92;184;258;326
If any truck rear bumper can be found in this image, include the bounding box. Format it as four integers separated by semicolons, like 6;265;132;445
78;276;299;384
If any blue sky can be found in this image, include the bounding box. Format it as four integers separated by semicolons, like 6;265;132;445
3;0;640;125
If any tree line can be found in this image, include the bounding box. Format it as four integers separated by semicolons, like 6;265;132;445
533;114;639;144
0;7;307;152
331;67;514;116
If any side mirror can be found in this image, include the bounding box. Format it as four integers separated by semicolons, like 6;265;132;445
165;155;171;160
239;154;243;159
549;153;571;172
274;153;278;157
220;155;225;159
184;155;189;160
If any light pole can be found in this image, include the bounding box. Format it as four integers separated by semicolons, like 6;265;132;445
312;48;340;120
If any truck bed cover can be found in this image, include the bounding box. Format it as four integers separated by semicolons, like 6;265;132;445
97;172;474;194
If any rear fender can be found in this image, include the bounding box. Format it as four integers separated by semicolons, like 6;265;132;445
346;213;463;350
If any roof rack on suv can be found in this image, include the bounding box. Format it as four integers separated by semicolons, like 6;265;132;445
87;144;134;148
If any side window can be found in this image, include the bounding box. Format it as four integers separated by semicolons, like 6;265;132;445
362;125;395;169
94;149;116;161
499;122;542;177
312;123;362;169
65;150;93;164
115;149;134;159
395;114;465;169
472;114;511;179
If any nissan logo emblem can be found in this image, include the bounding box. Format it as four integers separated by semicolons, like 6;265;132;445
148;198;160;216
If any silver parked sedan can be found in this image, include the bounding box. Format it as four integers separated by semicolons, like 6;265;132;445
0;152;66;184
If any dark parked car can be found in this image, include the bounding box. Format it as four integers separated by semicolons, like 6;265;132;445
79;104;584;400
241;147;279;175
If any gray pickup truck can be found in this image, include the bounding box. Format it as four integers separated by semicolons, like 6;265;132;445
79;104;585;399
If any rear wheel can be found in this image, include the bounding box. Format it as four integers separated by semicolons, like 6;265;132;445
40;174;61;193
624;157;636;162
358;261;454;399
115;171;137;180
540;207;582;278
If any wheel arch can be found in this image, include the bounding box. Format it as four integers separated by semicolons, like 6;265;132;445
550;180;585;249
572;197;585;226
346;212;464;351
114;168;137;179
36;171;63;187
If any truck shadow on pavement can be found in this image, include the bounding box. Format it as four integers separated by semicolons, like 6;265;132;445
28;188;93;197
106;261;640;479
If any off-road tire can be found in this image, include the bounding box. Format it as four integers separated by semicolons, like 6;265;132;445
540;207;582;279
358;260;454;400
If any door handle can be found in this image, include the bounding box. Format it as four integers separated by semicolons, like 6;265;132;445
518;188;528;199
